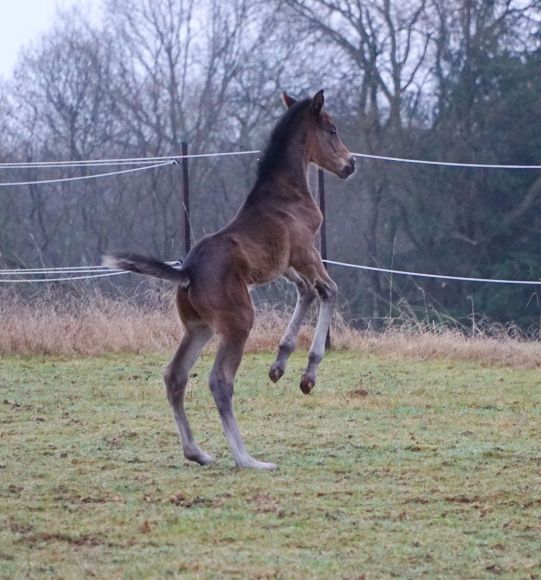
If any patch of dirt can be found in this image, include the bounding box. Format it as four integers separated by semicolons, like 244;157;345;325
138;520;152;534
246;492;285;517
3;399;21;409
485;563;504;575
18;532;104;547
9;520;33;534
349;388;369;398
405;444;437;452
53;485;123;505
169;492;214;508
444;495;481;504
7;484;24;495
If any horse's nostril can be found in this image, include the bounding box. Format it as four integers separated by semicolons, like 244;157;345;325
344;161;355;176
339;162;355;179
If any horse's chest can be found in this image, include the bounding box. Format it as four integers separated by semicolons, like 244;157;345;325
288;203;323;237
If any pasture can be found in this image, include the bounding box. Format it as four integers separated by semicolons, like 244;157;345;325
1;350;540;578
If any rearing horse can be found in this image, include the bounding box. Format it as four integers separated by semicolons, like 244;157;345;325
105;90;355;469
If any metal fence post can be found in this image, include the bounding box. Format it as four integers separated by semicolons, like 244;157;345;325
181;141;191;255
318;168;331;350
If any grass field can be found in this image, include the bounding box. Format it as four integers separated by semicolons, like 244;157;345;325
1;350;540;578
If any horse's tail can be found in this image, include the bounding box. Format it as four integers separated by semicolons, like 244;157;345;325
103;252;189;287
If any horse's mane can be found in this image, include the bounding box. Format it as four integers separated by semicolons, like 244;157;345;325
253;98;312;186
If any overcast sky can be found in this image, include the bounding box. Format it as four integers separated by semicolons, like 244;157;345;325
0;0;87;78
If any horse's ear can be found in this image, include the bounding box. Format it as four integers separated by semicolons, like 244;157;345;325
282;91;297;109
311;89;324;114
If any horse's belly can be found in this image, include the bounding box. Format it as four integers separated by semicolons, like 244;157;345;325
245;255;289;286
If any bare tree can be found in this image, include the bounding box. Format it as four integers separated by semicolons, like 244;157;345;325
278;0;433;318
2;10;120;266
1;0;538;327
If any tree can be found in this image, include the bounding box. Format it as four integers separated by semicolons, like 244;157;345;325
0;0;539;328
398;0;541;326
280;0;433;319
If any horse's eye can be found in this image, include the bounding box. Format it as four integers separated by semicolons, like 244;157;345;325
329;127;337;136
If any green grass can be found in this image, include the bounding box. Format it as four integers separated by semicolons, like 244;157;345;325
1;351;540;578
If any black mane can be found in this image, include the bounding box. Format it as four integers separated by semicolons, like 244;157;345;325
254;98;311;186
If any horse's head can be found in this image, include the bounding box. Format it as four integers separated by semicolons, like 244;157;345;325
283;90;356;179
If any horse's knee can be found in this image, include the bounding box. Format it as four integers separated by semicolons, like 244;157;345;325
209;374;233;409
297;280;317;303
316;279;338;303
163;365;177;389
163;366;187;403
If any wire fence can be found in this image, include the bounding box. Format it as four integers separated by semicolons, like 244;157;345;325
0;148;539;285
1;259;540;285
0;160;176;187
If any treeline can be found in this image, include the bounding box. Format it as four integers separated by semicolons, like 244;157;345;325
0;0;540;329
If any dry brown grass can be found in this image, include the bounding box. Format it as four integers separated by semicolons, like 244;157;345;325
1;287;540;367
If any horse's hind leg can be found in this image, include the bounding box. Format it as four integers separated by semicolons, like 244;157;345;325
164;322;214;465
210;330;277;470
270;269;316;382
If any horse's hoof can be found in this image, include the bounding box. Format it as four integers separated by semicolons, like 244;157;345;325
250;460;277;470
300;376;315;395
184;449;214;466
269;364;284;383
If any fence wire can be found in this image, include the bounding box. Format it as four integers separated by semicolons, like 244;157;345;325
0;148;539;285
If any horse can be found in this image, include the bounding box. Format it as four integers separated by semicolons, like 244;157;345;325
104;90;355;469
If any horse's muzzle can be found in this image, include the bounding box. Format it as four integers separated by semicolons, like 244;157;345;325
339;157;356;179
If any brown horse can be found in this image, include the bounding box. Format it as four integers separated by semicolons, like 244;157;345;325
105;90;355;469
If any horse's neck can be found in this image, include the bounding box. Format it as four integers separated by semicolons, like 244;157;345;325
246;130;313;205
270;136;311;198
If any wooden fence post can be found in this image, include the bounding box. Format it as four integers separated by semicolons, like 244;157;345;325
181;141;191;255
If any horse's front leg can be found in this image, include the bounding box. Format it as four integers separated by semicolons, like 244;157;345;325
299;267;338;395
269;269;317;383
